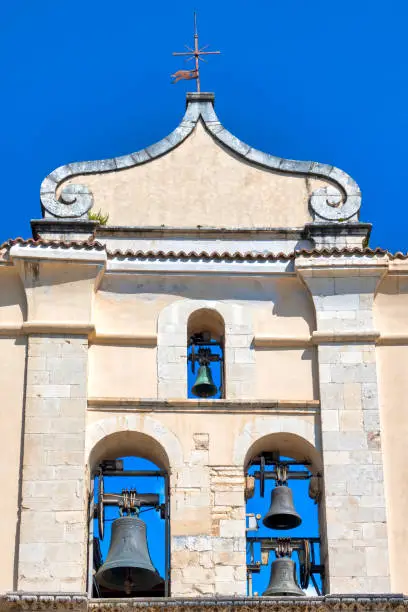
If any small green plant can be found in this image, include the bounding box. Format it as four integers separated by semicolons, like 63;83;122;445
88;209;109;225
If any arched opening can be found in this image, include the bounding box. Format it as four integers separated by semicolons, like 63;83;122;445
187;308;225;399
88;432;170;598
244;433;325;597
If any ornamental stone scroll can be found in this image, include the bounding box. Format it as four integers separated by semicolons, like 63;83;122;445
39;93;362;226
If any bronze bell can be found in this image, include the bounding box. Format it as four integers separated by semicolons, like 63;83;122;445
95;516;163;594
191;364;217;398
262;485;302;530
263;557;305;597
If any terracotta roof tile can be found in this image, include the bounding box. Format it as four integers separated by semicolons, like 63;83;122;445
106;249;294;261
0;239;407;261
1;237;105;250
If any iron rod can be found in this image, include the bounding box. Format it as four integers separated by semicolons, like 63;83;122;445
247;536;320;546
252;470;311;481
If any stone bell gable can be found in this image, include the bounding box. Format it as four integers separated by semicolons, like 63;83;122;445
0;92;407;611
35;92;367;252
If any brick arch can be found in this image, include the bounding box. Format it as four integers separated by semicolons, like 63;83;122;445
233;416;322;472
157;299;255;399
86;414;184;472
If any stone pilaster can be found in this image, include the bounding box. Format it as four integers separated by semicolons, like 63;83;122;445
296;254;390;594
170;430;246;597
18;334;88;591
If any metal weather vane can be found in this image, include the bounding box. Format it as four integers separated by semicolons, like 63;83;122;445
171;12;220;93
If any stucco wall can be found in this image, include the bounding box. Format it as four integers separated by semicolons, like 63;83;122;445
255;348;317;400
91;275;315;401
375;275;408;593
0;268;26;592
88;345;157;398
0;337;26;592
61;123;329;229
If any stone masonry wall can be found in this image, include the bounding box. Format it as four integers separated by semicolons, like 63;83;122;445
171;432;246;596
297;257;391;594
18;334;88;592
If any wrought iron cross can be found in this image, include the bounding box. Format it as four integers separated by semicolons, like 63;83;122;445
172;12;220;93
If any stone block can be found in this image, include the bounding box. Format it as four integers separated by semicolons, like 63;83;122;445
214;491;244;507
215;565;234;580
233;537;247;551
199;551;213;569
234;566;248;582
213;551;244;566
219;519;245;538
344;383;362;410
50;418;84;434
323;431;367;452
27;370;50;385
215;580;246;595
340;351;362;364
26;397;61;417
317;293;360;312
366;546;390;577
331;545;366;577
176;466;209;488
319;364;332;384
324;451;351;465
193;433;209;450
363;410;380;431
362;383;379;410
339;410;363;431
212;538;234;552
319;346;341;365
321;410;339;431
182;565;214;583
233;348;255;364
172;550;200;568
320;382;344;409
28;384;71;398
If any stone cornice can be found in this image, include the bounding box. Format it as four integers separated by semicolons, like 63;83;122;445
2;594;407;612
39;93;361;224
87;398;320;414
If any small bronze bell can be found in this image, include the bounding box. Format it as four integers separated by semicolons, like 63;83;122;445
263;557;305;597
191;364;217;398
263;485;302;530
95;516;163;594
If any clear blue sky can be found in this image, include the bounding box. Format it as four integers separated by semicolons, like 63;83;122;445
1;0;407;251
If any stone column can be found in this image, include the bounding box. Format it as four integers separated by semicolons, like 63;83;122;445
18;334;89;591
11;243;106;592
297;253;390;594
170;433;246;597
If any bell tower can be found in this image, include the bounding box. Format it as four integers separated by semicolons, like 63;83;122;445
0;90;407;612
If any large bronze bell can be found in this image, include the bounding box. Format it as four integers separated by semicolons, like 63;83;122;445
191;364;217;398
262;485;302;530
95;516;163;594
263;557;305;597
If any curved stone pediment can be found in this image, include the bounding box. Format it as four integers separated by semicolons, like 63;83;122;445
40;93;361;229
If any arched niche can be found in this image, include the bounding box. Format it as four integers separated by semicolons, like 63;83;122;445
89;430;170;474
244;432;322;475
187;307;225;342
86;414;184;473
244;431;326;597
87;428;175;598
157;298;255;400
187;308;225;399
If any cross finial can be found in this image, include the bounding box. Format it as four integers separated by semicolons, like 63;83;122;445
172;12;220;93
